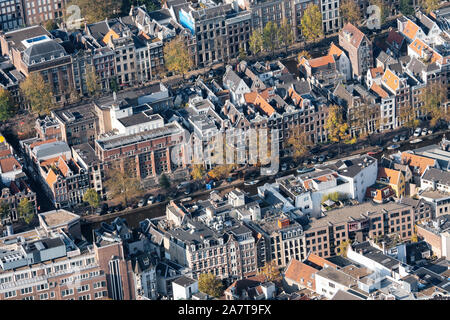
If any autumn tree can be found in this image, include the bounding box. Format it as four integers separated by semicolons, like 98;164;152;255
297;50;312;66
104;162;141;207
398;102;419;129
340;0;362;25
421;81;448;127
278;19;294;54
44;19;58;31
159;173;171;190
258;260;281;282
20;73;53;115
337;239;352;257
239;46;247;61
288;129;311;163
249;30;264;57
66;0;121;24
163;35;193;79
352;103;380;140
301;4;323;43
0;88;16;122
263;21;279;57
86;66;101;97
18;198;34;225
191;164;206;181
208;164;233;180
0;201;10;224
325;105;356;154
83;188;101;213
198;273;223;298
420;0;439;14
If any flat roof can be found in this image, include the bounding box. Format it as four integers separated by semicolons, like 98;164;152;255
40;209;80;228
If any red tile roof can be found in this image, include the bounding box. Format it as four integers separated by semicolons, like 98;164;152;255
0;157;21;173
341;23;365;48
370;83;389;99
378;167;401;185
284;259;317;291
308;55;335;68
401;152;436;175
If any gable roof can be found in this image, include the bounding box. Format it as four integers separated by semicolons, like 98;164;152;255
0;157;21;173
377;167;401;185
45;168;59;187
305;252;338;270
409;38;442;64
328;43;344;57
382;69;400;92
370;83;389;99
386;29;405;48
402;20;420;40
422;167;450;186
308;55;335;68
401;152;436;175
284;259;318;290
340;23;366;48
369;67;384;79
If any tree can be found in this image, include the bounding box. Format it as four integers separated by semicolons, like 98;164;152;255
163;35;193;79
0;201;10;224
86;66;101;97
370;0;388;25
249;30;264;57
238;46;247;61
421;81;448;127
420;0;439;14
399;0;414;15
258;260;281;282
110;78;119;93
398;102;419;129
104;162;141;207
66;0;121;24
288;129;310;163
301;4;323;43
198;273;223;298
0;89;15;122
278;19;294;54
351;103;380;140
325;105;356;154
18;198;34;225
263;21;279;57
339;0;362;25
19;73;53;115
337;239;352;257
83;188;101;213
44;20;58;31
191;164;206;181
208;164;233;180
297;50;312;65
159;173;171;190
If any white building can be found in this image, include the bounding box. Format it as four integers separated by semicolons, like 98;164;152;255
172;275;199;300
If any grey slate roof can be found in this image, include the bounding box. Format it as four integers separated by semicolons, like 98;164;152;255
422;167;450;186
23;39;67;65
172;275;197;287
32;141;71;160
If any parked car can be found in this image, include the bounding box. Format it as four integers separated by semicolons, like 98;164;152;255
147;196;154;205
421;128;428;136
281;163;287;171
244;180;259;186
95;206;103;216
297;167;315;174
428;129;433;135
410;138;422;144
318;155;326;163
414;128;422;137
399;135;406;141
387;144;400;150
138;199;146;207
392;135;399;143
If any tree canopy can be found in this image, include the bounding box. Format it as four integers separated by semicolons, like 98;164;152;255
278;19;294;54
288;129;310;162
263;21;279;57
105;162;141;206
66;0;121;24
421;81;448;127
83;188;101;212
198;273;223;298
301;4;323;42
340;0;362;25
325;105;356;149
249;30;264;57
19;73;53;115
0;89;15;122
159;173;171;190
258;260;281;282
191;164;206;181
18;198;34;225
163;35;193;78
